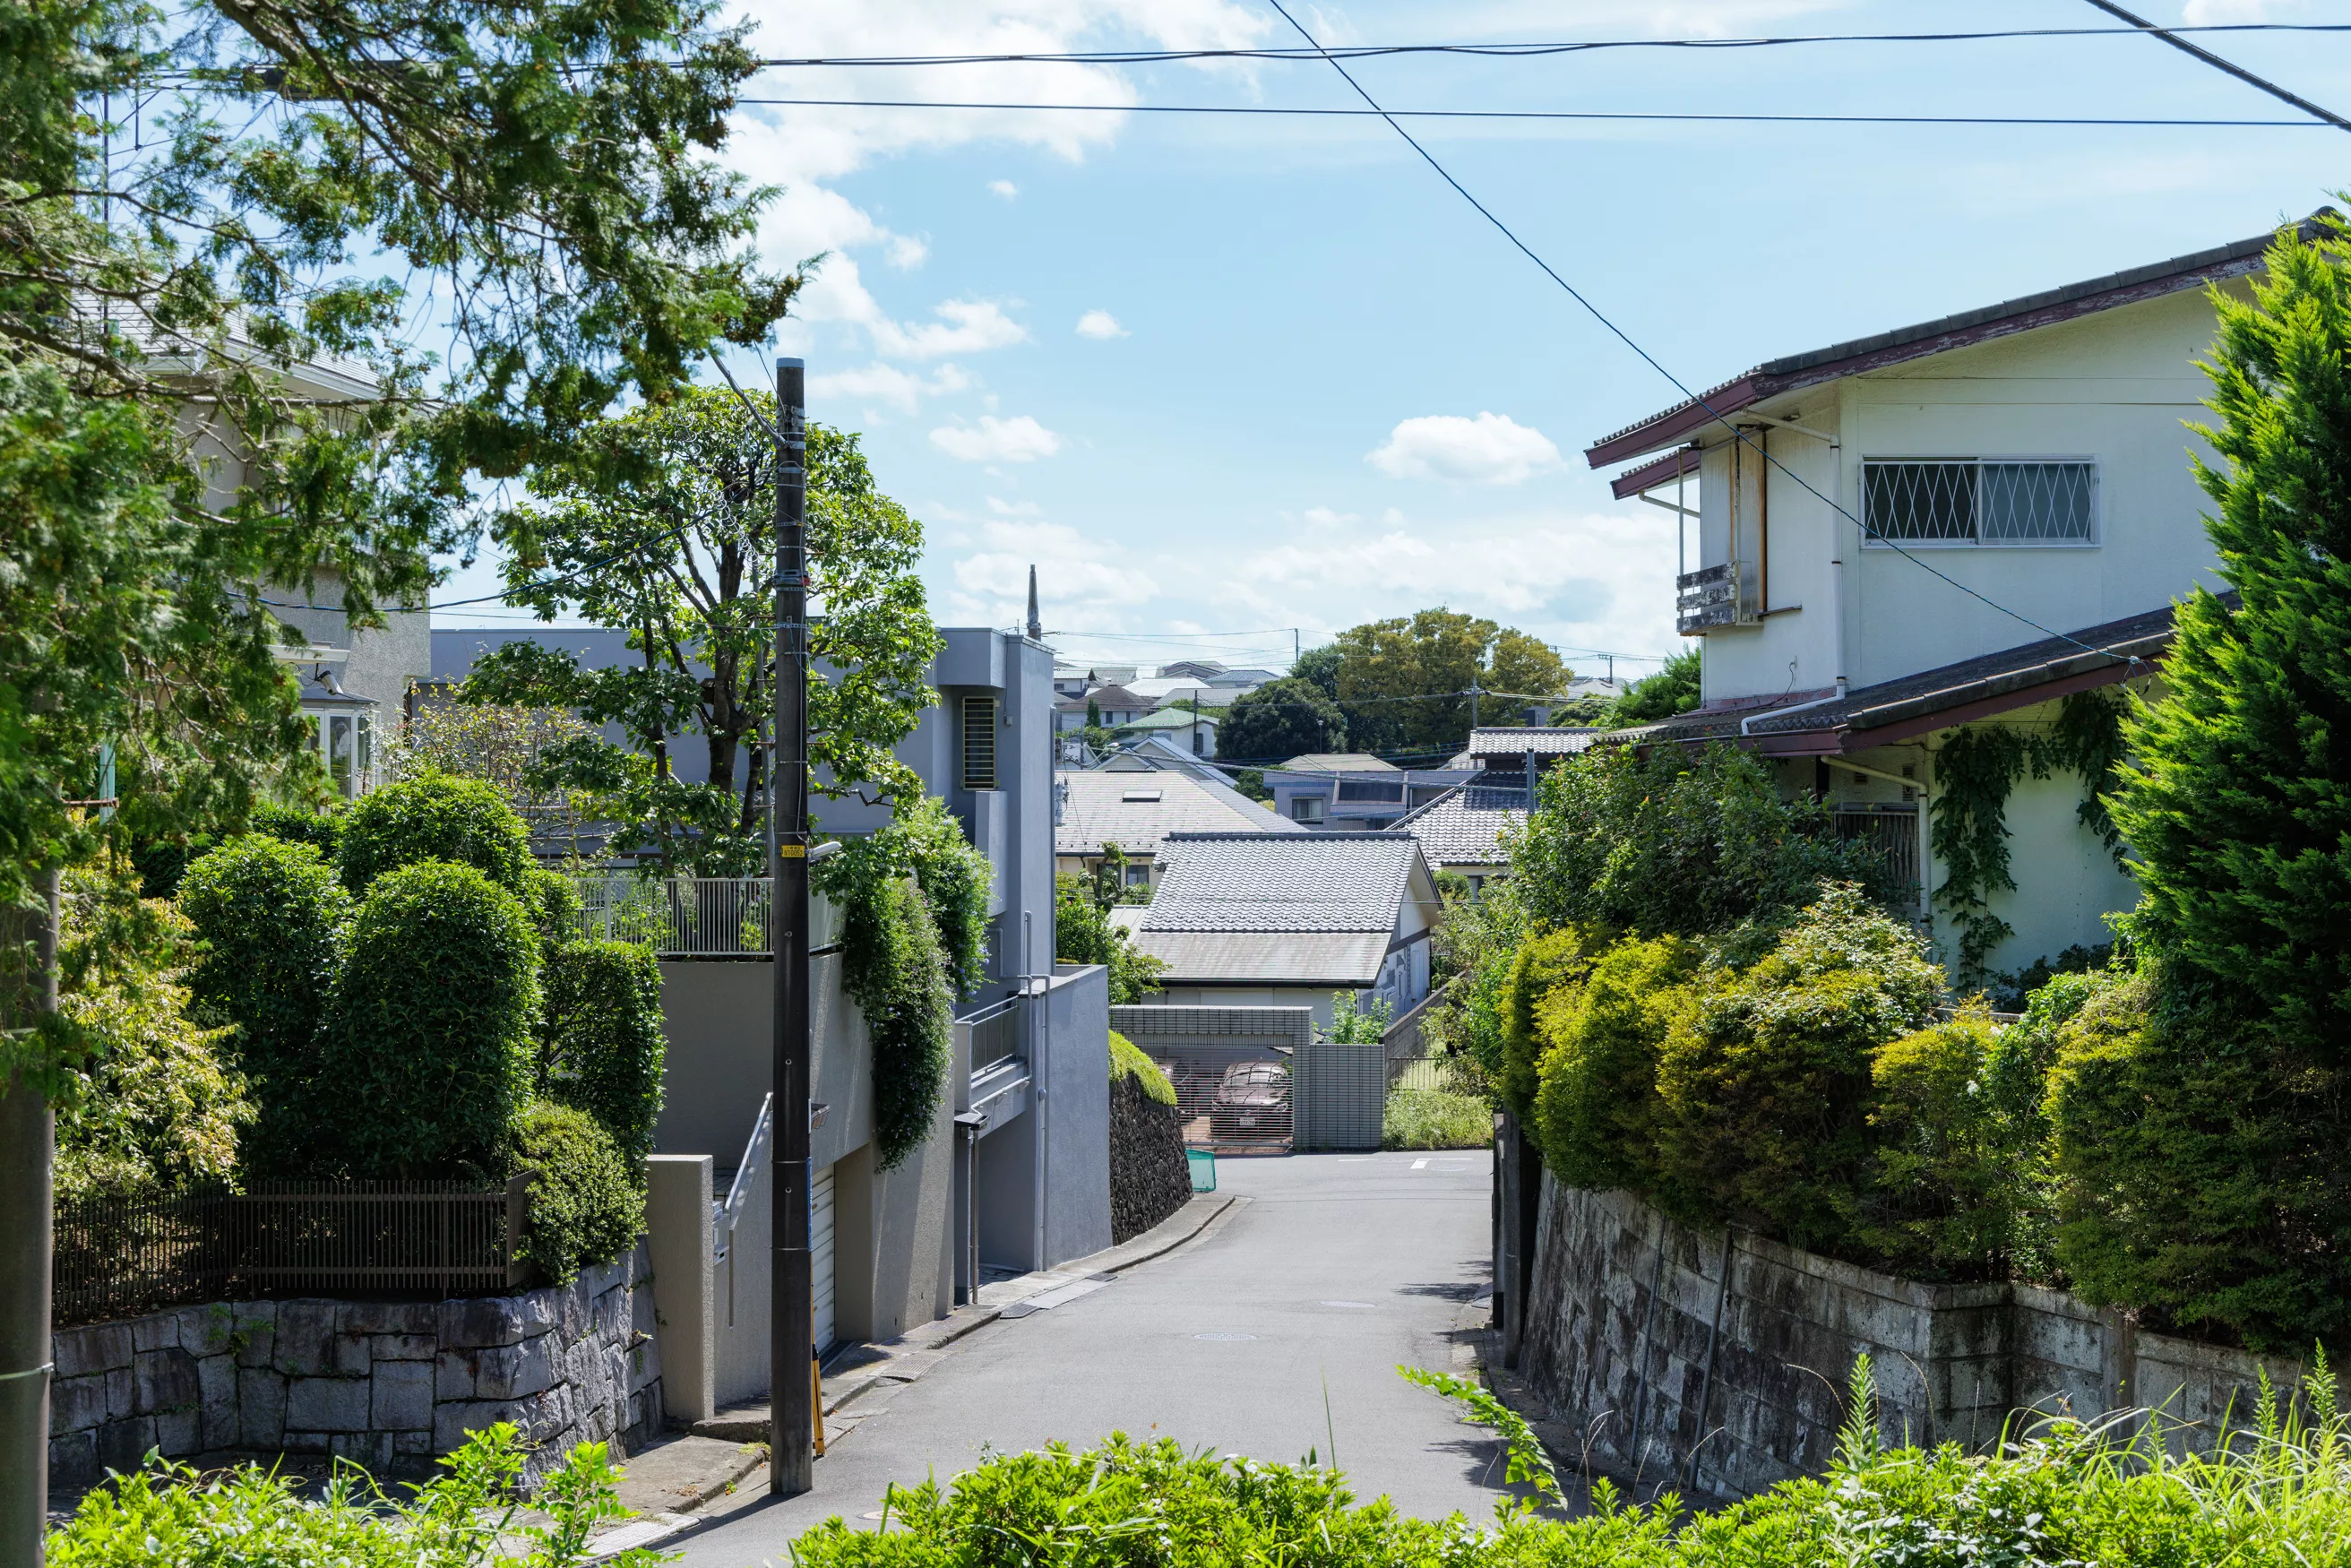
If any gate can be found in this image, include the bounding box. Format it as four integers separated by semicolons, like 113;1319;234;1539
1109;1005;1314;1155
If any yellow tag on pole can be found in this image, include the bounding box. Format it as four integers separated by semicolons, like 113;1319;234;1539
778;844;806;858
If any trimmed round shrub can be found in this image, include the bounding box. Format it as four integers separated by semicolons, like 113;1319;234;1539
539;939;667;1164
251;801;342;861
525;867;583;952
336;773;534;895
1652;884;1940;1253
1531;934;1696;1193
177;835;353;1176
325;860;538;1178
510;1101;642;1284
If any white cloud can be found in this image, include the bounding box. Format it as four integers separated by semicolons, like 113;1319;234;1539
947;520;1158;625
868;299;1028;360
1367;412;1563;485
929;414;1064;462
1302;506;1357;526
807;361;972;415
986;496;1043;516
989;179;1020;199
1075;309;1129;340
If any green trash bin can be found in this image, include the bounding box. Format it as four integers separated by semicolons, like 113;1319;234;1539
1186;1148;1217;1193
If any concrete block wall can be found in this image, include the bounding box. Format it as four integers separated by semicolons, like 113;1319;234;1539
1519;1176;2304;1502
48;1241;661;1490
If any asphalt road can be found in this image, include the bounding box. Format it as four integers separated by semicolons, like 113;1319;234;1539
673;1149;1504;1566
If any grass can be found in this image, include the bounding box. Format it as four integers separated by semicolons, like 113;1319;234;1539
1383;1089;1494;1150
1111;1030;1176;1106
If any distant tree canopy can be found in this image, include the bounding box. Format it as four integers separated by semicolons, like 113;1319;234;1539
1312;609;1567;759
1218;677;1348;762
1603;648;1702;728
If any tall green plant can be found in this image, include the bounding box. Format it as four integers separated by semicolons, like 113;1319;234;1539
337;773;536;896
1054;874;1165;1004
539;941;667;1166
324;861;539;1179
2109;214;2351;1048
1513;742;1889;942
177;835;352;1176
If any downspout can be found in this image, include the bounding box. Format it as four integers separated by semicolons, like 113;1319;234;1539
1758;427;1769;614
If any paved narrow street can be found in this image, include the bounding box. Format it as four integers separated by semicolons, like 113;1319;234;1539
672;1150;1503;1565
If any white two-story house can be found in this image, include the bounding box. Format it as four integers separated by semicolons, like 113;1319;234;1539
1583;217;2314;980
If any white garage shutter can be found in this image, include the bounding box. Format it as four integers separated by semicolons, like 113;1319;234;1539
811;1163;837;1356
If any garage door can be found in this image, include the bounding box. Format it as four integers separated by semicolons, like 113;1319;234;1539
812;1162;836;1357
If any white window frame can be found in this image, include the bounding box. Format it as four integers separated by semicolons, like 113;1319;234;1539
302;709;377;798
1857;457;2100;550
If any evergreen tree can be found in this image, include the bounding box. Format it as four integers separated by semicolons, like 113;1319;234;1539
2110;216;2351;1045
1218;676;1347;762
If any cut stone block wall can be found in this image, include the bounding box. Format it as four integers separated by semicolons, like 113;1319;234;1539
1107;1073;1191;1244
48;1241;660;1491
1519;1176;2303;1503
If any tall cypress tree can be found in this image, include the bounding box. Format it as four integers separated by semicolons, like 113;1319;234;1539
2111;215;2351;1043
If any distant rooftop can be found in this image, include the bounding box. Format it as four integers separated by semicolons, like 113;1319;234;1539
1055;769;1291;859
1276;753;1399;774
1393;783;1530;869
1467;728;1599;758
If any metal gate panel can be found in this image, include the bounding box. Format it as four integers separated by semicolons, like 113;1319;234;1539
812;1163;836;1356
1294;1040;1385;1151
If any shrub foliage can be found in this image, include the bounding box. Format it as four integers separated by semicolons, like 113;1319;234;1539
538;940;667;1165
337;772;536;895
510;1101;642;1284
327;861;539;1178
177;834;352;1176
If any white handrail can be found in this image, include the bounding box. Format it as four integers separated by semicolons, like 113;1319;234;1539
713;1093;772;1265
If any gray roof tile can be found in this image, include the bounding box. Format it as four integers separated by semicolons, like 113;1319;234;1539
1394;784;1529;867
1055;770;1294;858
1142;831;1420;934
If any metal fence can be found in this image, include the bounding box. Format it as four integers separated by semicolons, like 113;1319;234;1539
52;1181;522;1328
576;875;772;957
964;995;1026;1076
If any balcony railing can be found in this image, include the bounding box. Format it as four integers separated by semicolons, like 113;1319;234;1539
963;994;1026;1078
1676;563;1739;634
575;875;771;957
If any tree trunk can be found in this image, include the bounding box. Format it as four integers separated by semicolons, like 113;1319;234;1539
0;867;59;1566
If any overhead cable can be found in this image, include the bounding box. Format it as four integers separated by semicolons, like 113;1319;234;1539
736;97;2317;128
749;25;2351;67
1257;0;2120;663
2076;0;2351;134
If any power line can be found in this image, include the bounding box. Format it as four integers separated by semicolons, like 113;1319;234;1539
736;97;2320;129
1259;0;2131;668
2077;0;2351;134
746;25;2351;67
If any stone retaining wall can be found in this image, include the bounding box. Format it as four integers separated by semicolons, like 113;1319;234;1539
1519;1176;2301;1503
1107;1073;1192;1244
48;1241;661;1490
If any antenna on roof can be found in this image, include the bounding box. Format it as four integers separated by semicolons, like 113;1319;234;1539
1026;564;1043;641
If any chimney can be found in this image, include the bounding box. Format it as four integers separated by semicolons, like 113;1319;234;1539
1026;564;1043;641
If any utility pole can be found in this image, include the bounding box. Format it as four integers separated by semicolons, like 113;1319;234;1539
1;867;58;1568
769;359;814;1497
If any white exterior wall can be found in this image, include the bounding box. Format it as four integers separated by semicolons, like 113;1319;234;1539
1694;286;2235;705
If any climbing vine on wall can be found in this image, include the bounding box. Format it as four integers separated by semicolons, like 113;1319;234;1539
1929;689;2133;987
812;795;994;1168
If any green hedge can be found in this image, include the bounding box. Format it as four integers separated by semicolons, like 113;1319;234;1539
176;835;352;1176
510;1100;642;1284
1530;934;1692;1194
539;939;667;1163
251;801;342;861
524;867;583;952
1382;1090;1490;1150
336;773;535;895
325;860;538;1178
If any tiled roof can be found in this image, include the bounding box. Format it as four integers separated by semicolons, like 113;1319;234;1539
1055;683;1148;712
1586;213;2332;470
1142;831;1419;934
1114;708;1219;732
1055;770;1293;859
1276;753;1399;773
1467;727;1599;756
1613;598;2227;750
1393;784;1529;868
1125;930;1389;987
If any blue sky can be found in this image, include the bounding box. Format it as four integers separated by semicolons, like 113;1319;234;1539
431;0;2351;685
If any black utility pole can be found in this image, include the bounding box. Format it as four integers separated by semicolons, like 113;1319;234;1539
769;358;814;1496
0;869;58;1568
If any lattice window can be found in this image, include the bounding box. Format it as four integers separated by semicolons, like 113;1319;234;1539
1862;460;2096;547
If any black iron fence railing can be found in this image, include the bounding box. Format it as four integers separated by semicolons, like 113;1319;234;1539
52;1179;528;1327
